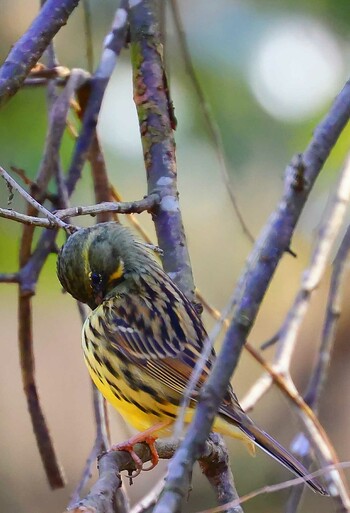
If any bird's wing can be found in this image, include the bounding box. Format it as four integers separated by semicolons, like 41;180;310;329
94;271;214;399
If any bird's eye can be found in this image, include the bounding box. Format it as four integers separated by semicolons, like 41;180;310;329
89;272;102;286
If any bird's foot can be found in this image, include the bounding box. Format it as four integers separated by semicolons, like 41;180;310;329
110;421;170;478
111;435;158;477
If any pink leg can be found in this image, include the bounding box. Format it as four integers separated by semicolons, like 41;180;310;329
110;421;171;477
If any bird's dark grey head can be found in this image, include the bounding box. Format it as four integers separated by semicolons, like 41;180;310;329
57;222;152;308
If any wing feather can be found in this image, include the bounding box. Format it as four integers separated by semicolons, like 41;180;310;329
94;268;214;400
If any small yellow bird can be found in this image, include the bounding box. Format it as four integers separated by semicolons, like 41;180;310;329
57;222;326;494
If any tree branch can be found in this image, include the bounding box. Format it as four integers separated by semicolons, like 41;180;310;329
0;0;80;107
68;437;239;513
153;74;350;513
0;166;71;231
0;195;160;229
129;0;195;301
65;1;129;195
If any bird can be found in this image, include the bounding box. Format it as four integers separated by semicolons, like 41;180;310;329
57;221;327;494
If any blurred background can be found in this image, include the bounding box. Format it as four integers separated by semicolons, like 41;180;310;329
1;1;350;512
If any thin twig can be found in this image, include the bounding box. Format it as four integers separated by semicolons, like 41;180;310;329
10;165;58;204
68;302;113;507
305;225;350;411
0;195;160;228
88;135;113;223
0;272;20;283
0;166;71;231
65;1;129;195
0;207;72;229
57;195;160;219
18;293;65;488
196;463;349;513
286;225;350;513
242;153;350;409
169;0;254;244
82;0;94;72
173;295;232;438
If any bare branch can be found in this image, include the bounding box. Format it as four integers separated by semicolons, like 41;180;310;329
18;293;66;489
0;207;71;229
0;0;80;107
286;225;350;513
0;166;71;231
0;195;160;229
243;154;350;410
69;437;240;513
57;194;160;219
10;165;58;204
196;463;350;513
153;69;350;513
239;150;350;506
65;1;129;195
305;225;350;411
129;0;195;301
82;0;94;72
68;450;130;513
199;434;244;513
0;273;19;283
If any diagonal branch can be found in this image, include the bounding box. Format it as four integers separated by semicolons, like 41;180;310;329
153;71;350;513
65;0;129;195
0;0;80;107
0;166;71;231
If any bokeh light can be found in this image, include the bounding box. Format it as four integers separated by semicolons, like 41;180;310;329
248;17;344;121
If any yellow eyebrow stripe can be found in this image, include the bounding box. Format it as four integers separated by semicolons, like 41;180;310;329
108;260;125;283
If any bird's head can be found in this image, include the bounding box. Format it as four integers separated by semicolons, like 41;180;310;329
57;222;144;309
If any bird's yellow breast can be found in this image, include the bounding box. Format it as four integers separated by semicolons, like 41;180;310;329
82;315;179;436
85;353;174;435
82;310;253;449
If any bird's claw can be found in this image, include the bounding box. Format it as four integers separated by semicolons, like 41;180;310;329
110;435;159;479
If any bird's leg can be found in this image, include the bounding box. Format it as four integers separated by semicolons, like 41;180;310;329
110;421;171;476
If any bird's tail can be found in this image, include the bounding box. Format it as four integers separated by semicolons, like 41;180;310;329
238;421;328;495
